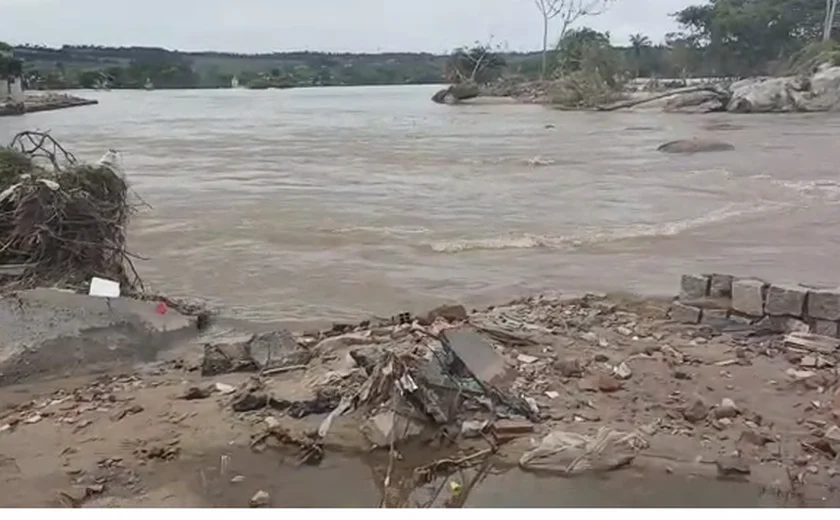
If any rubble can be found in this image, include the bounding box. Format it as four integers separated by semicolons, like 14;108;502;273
4;272;840;506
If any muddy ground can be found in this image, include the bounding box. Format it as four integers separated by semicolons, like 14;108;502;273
1;292;839;508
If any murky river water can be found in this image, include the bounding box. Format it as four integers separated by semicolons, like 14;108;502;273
3;86;840;322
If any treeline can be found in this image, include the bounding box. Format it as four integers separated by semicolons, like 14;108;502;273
7;0;840;91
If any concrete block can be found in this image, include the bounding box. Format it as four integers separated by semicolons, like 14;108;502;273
765;284;808;317
807;289;840;321
812;320;840;338
708;274;734;298
670;301;702;324
680;274;710;299
731;279;767;317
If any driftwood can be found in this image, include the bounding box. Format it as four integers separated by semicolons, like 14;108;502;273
595;85;725;111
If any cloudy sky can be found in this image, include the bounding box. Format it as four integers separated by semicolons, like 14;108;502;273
1;0;699;53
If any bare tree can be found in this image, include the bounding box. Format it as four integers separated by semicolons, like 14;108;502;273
533;0;615;78
824;0;838;41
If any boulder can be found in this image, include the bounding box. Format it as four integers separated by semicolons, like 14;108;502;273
724;66;840;114
657;138;735;154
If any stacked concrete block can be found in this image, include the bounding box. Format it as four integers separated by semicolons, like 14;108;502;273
764;284;808;317
731;279;767;317
807;288;840;338
679;274;710;300
670;273;840;338
708;274;734;298
670;273;733;324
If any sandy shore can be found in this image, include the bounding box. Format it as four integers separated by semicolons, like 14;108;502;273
1;284;838;507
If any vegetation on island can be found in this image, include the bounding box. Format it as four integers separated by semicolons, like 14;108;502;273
2;0;838;94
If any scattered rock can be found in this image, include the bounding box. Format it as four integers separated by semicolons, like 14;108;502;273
613;362;632;380
425;304;468;323
214;382;236;395
682;396;709;423
597;374;623;393
231;475;245;483
111;404;144;421
824;425;840;453
180;385;213;400
712;398;740;419
249;490;271;508
556;357;584;378
23;413;42;424
800;355;818;368
738;429;774;447
517;354;539;364
231;391;268;412
716;455;751;476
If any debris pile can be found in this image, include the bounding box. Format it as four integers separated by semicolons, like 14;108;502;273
0;131;140;291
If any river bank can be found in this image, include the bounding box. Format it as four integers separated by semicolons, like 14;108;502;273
0;92;98;117
435;62;840;115
1;272;839;507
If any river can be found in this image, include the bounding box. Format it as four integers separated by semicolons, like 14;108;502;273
2;86;840;323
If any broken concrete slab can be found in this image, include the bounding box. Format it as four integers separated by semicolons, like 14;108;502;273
784;332;840;355
669;302;702;324
200;333;256;376
248;330;312;371
441;328;511;385
0;288;198;385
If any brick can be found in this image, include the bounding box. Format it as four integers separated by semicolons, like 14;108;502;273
680;274;710;299
731;279;767;317
765;284;808;317
492;419;535;436
807;289;840;321
708;274;734;298
812;320;840;338
670;301;702;324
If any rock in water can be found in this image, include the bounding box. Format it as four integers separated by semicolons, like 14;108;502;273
657;138;735;154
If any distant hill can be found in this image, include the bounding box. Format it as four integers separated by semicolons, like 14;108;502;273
11;44;544;90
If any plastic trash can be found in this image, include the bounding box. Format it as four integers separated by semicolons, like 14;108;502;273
89;277;120;298
97;149;126;179
519;427;648;475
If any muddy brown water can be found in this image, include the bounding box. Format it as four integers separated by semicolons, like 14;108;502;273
174;448;777;508
2;87;840;325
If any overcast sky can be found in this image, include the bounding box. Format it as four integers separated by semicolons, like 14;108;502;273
1;0;699;53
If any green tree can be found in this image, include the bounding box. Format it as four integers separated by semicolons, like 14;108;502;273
628;33;652;76
444;43;507;84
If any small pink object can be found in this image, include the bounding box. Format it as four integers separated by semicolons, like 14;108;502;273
155;302;168;315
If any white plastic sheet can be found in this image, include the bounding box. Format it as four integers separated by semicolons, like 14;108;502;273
519;427;648;475
89;276;120;298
